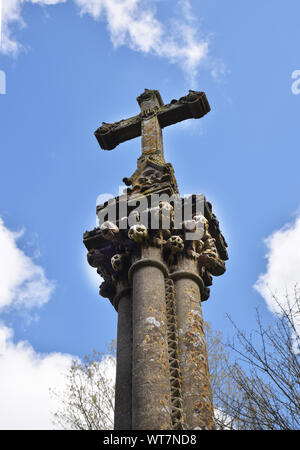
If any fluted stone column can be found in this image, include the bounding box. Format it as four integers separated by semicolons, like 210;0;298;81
129;247;173;430
171;256;215;430
114;285;132;430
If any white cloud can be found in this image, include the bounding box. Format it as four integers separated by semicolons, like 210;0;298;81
0;0;66;55
254;213;300;336
1;0;219;84
0;324;74;430
75;0;210;85
0;218;115;429
0;218;74;429
0;217;55;310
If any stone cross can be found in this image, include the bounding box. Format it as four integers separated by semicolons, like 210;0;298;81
84;89;228;431
95;89;210;158
95;89;210;197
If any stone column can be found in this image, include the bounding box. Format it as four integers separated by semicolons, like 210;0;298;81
128;247;173;430
171;256;215;430
113;285;132;430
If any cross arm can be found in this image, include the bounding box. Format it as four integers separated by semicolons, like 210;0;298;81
94;114;142;151
157;91;210;129
94;90;210;150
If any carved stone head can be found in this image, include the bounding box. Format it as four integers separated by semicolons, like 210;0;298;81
166;235;184;253
128;224;148;243
111;254;123;272
100;221;119;240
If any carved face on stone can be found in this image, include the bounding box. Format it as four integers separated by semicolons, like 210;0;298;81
128;224;148;243
137;168;162;187
100;221;119;240
204;238;218;257
166;235;184;253
111;254;123;272
136;176;147;185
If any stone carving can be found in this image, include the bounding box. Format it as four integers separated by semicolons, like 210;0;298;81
128;224;148;243
99;279;116;299
123;161;178;197
95;89;209;198
85;198;227;306
136;89;164;109
100;221;119;240
84;89;228;430
87;248;104;268
199;250;225;277
186;242;200;261
95;89;210;152
179;90;205;104
166;235;184;253
111;254;123;272
151;229;171;248
100;122;118;134
125;166;165;194
193;214;226;276
165;278;184;430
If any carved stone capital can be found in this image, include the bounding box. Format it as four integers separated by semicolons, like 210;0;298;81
99;279;116;301
128;258;169;283
84;194;227;306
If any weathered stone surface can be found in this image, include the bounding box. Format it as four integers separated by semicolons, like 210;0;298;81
130;248;172;430
95;89;210;151
114;288;132;430
171;256;215;430
165;277;185;430
84;89;227;430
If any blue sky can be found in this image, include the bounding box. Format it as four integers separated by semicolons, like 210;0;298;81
0;0;300;428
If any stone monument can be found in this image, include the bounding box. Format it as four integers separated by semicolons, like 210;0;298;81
83;89;228;430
